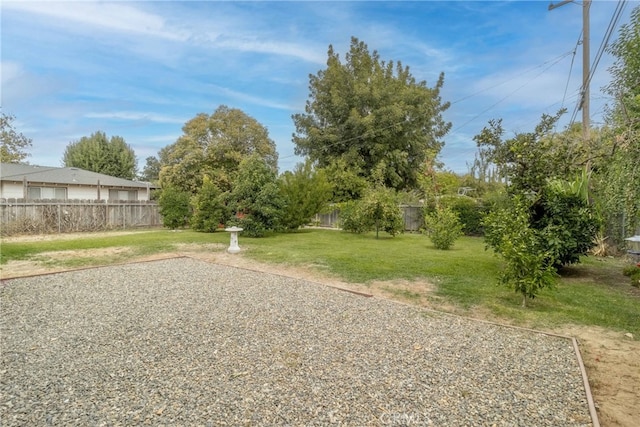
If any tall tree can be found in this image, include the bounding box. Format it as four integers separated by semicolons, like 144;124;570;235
159;106;278;194
139;156;161;183
0;112;32;164
62;131;137;179
292;37;451;192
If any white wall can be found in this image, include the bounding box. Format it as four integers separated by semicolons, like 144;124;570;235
1;182;150;201
68;186;100;200
0;182;24;199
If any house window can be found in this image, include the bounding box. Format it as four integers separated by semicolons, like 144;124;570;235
108;190;138;201
28;187;67;200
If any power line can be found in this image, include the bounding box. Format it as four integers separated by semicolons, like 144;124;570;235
569;0;627;128
450;51;573;134
450;50;576;106
561;32;582;110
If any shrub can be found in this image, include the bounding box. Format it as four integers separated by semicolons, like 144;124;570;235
338;201;369;234
190;176;229;232
158;186;191;230
439;196;487;235
532;184;600;267
229;155;284;237
622;265;640;288
279;161;332;231
423;206;463;250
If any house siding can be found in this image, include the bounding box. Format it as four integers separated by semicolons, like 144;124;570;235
0;163;155;202
1;182;24;199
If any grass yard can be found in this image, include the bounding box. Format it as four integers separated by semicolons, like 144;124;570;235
1;228;638;336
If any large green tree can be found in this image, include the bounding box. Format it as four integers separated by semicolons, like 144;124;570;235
292;37;451;192
62;131;137;179
1;112;32;164
159;106;278;194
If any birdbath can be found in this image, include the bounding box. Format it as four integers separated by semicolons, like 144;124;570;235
624;235;640;262
225;226;243;254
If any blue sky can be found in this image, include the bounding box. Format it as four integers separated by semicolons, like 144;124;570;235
1;0;635;174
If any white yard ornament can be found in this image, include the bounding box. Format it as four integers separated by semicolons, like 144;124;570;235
225;226;243;254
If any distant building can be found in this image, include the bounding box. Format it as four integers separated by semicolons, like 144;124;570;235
0;163;156;201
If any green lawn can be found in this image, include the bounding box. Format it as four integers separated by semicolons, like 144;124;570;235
1;228;638;336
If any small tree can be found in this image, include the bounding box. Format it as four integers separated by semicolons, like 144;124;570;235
158;186;191;230
340;186;404;238
230;154;284;237
360;186;404;238
423;206;463;250
190;176;228;232
484;196;557;307
279;160;332;231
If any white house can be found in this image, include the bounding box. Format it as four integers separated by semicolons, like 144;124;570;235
0;163;156;201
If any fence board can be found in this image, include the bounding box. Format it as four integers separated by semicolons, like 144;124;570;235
0;199;161;236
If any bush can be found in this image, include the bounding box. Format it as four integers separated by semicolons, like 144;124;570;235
190;176;228;232
622;265;640;288
229;155;284;237
532;185;600;267
338;201;369;234
423;206;463;250
279;161;332;231
439;196;487;235
158;186;191;230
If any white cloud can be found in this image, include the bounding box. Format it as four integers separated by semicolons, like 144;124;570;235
212;37;326;65
208;85;295;111
3;0;188;41
85;111;187;124
1;61;24;85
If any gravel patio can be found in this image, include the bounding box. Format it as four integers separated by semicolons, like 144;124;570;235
1;257;595;426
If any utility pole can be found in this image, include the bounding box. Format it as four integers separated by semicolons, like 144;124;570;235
549;0;590;141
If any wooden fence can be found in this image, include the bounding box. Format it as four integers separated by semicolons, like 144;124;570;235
0;199;161;236
314;205;424;232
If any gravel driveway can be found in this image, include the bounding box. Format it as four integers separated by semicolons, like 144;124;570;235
1;257;594;426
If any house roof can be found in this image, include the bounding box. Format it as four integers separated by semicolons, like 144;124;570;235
0;163;155;189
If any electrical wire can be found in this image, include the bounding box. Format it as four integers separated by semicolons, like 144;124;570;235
561;32;582;110
450;51;573;134
450;50;577;106
569;0;627;128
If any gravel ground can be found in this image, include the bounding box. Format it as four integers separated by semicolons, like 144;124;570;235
1;257;593;426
